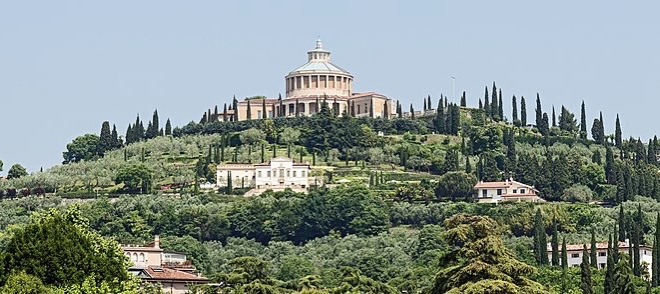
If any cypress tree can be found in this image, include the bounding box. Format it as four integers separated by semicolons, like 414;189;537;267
232;96;238;121
653;212;660;286
562;236;568;269
435;97;445;133
165;119;172;136
533;209;549;265
247;100;252;120
465;156;472;173
151;109;159;138
427;95;432;111
551;216;560;266
450;104;460;135
423;97;428;111
223;103;228;121
615;114;623;148
111;124;121;149
491;82;499;121
580;100;588;139
478;99;483;109
99;121;112;155
591;229;598;268
619;205;627;242
581;244;593;294
552;106;557;127
226;171;232;194
460;91;466;107
261;144;265;163
484;86;491;118
605;234;615;294
606;147;616;183
520;96;527;126
614;258;636;294
410;104;415;120
633;204;642;276
498;89;504;120
535;93;542;128
539;113;550;137
599;112;605;144
512;95;519;126
125;124;133;145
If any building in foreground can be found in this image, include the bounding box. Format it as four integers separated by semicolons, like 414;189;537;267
122;236;209;294
217;157;312;195
547;239;652;273
216;39;396;121
473;178;544;203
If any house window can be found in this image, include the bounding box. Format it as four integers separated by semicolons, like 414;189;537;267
257;110;262;119
287;170;290;177
258;171;262;177
139;253;145;262
267;171;271;177
357;104;361;114
571;253;580;258
520;188;526;194
512;189;517;193
482;190;487;197
599;263;606;269
293;171;297;177
496;189;502;195
302;171;306;177
598;252;606;257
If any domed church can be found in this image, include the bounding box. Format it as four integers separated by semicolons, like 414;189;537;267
221;39;395;121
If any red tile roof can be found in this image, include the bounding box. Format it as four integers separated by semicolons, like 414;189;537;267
545;241;651;252
144;266;208;282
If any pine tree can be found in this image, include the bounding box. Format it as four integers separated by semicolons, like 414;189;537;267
591;229;598;268
165;119;172;136
512;95;519;126
460;91;466;107
615;114;623;148
581;244;593;294
580;101;588;139
533;209;549;265
551;216;560;266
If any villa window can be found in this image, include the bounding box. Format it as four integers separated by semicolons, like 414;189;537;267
287;170;290;177
257;110;262;119
599;252;606;257
293;171;297;177
496;189;502;195
520;189;526;194
258;171;262;177
302;171;306;177
139;253;145;262
482;190;487;197
571;253;580;258
357;104;361;114
512;189;517;193
267;171;271;177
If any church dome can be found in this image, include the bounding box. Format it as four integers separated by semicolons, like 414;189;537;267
285;39;354;98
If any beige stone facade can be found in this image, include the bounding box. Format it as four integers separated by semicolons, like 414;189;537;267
217;39;396;121
473;178;544;203
217;157;311;189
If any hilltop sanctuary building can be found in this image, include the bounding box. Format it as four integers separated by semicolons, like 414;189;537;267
219;39;395;121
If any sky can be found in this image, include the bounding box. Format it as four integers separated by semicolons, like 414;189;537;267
0;1;659;173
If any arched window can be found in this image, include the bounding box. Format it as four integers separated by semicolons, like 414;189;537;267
139;253;145;262
132;253;138;262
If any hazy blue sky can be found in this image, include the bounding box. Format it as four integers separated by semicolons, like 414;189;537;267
1;1;659;172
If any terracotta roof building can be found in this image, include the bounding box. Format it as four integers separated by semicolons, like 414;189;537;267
473;178;544;203
547;239;653;274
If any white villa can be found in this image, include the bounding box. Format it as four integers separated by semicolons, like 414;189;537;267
217;157;311;194
547;239;653;273
122;236;209;294
473;178;544;203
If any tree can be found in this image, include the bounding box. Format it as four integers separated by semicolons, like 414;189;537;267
590;230;598;269
98;121;113;155
580;101;588;139
460;91;466;107
7;163;28;179
240;128;266;146
619;205;626;242
512;95;519;126
280;127;301;158
491;82;499;121
165;118;172;136
430;214;548;294
615;114;623;148
533;209;549;266
581;244;593;294
535;93;543;128
115;163;153;193
551;217;559;266
653;212;660;286
0;272;50;294
63;134;100;164
247;100;252;120
434;172;477;201
613;258;636;294
484;86;490;118
561;184;594;203
520;96;527;126
2;207;132;288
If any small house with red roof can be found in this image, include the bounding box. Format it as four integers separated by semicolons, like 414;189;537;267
473;178;544;203
547;239;653;273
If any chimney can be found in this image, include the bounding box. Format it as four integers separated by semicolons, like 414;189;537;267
154;235;160;249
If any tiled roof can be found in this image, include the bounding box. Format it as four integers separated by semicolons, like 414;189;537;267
546;241;639;252
144;266;208;282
